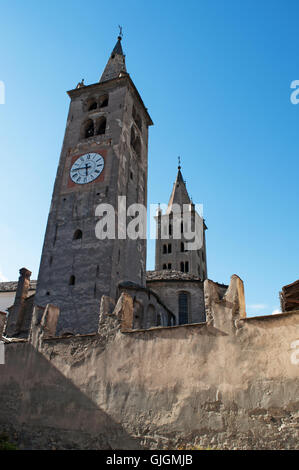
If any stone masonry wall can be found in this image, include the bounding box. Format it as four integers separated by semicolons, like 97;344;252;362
0;275;298;450
147;277;205;324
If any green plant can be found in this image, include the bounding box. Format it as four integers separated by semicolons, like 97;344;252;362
0;433;18;451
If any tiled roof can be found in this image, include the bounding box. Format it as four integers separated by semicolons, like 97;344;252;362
146;270;201;281
0;281;37;293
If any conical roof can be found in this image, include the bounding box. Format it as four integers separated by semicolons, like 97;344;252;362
166;166;191;214
100;36;127;83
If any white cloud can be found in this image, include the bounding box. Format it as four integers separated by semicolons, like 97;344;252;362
0;269;8;282
272;308;281;315
247;304;268;310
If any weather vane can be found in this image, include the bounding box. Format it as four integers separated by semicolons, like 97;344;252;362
118;25;123;40
178;156;181;169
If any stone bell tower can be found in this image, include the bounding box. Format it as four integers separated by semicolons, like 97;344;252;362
155;163;208;280
35;34;153;335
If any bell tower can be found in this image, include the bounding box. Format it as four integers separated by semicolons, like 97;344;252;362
35;34;153;335
155;163;208;280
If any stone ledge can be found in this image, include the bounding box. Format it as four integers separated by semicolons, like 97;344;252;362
121;321;207;334
241;309;299;322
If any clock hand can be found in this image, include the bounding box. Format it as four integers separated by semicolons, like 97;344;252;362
85;163;89;176
73;164;92;172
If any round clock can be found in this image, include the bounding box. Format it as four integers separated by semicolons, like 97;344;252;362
70;153;104;185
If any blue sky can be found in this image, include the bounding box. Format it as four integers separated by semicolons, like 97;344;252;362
0;0;298;316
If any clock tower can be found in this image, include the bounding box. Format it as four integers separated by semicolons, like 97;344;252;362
35;35;153;335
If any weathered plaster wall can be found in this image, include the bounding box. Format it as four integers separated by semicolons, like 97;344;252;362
0;276;298;450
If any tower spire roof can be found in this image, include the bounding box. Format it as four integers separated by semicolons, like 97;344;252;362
100;29;127;83
166;159;191;214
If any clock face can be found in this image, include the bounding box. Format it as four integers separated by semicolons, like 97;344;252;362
70;153;104;185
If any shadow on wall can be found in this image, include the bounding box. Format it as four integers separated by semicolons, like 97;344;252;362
0;341;143;450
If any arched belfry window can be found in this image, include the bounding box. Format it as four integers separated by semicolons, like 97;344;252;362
83;119;94;138
96;116;106;135
69;275;76;286
99;94;109;108
73;229;82;240
88;100;97;111
178;292;189;325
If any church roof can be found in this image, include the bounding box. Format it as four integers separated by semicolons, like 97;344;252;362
146;270;201;282
0;281;37;293
100;36;127;83
166;166;192;214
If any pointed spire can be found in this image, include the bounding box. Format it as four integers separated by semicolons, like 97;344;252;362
112;37;124;56
166;158;191;214
100;28;127;83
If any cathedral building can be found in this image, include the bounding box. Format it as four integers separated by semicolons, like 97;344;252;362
4;34;207;337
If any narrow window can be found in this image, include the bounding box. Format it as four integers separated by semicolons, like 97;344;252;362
132;105;142;131
73;229;82;240
69;275;76;286
130;126;136;146
168;263;172;270
163;245;167;254
185;261;189;273
168;244;172;254
96;116;106;135
53;224;58;246
84;119;94;138
133;300;144;329
180;262;185;272
178;292;189;325
163;264;167;270
134;135;141;158
181;242;184;252
146;304;156;328
181;222;184;234
169;224;172;236
130;126;141;158
136;116;142;131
